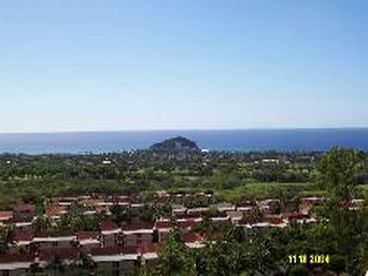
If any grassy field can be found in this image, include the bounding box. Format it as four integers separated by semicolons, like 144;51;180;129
216;182;323;202
164;182;326;202
1;177;367;209
217;182;368;202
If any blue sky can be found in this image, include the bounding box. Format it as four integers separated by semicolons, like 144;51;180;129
0;0;367;133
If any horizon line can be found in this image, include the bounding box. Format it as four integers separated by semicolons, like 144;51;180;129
1;126;368;135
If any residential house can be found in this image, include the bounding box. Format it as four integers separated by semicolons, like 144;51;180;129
171;204;187;216
236;199;257;214
100;221;121;247
122;223;154;246
175;219;198;232
33;230;76;249
299;197;326;215
226;211;243;224
37;247;82;273
11;230;34;252
90;246;139;275
0;253;33;276
138;243;161;265
181;232;205;249
12;204;36;222
210;203;236;212
258;199;280;214
0;211;13;227
46;206;68;220
154;221;173;243
76;231;101;251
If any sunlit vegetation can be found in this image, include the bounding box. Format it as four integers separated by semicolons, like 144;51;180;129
1;148;368;274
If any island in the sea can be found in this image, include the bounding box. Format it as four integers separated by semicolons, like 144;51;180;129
150;136;200;152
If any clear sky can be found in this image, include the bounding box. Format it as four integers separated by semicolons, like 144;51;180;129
0;0;367;133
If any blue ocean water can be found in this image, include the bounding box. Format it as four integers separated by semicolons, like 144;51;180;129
0;129;367;154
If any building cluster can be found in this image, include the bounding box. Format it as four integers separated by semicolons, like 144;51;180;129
0;191;363;275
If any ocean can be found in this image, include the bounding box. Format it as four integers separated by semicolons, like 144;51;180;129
0;129;367;154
